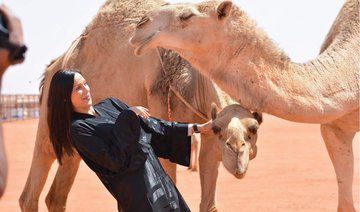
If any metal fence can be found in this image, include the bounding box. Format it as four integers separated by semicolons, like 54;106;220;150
0;94;40;121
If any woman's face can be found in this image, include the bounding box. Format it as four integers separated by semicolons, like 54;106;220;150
71;73;92;113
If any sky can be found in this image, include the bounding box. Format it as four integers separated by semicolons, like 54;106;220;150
0;0;344;94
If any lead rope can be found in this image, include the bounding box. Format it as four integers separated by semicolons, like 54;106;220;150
167;89;172;121
156;48;208;122
156;48;173;121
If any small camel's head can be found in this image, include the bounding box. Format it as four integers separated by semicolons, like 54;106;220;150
129;1;234;56
211;103;262;179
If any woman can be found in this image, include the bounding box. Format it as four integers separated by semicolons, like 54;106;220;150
47;69;212;212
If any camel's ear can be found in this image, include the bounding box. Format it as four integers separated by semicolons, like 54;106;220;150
252;112;263;125
211;102;220;120
216;1;233;20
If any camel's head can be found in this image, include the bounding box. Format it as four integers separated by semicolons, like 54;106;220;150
211;103;262;179
129;1;234;57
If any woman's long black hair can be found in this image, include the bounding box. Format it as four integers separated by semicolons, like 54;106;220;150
47;69;78;165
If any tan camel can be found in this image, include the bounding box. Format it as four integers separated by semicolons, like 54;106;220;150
0;4;26;198
130;0;360;211
19;0;262;211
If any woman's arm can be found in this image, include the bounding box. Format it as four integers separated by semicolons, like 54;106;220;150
128;104;213;135
138;115;191;166
71;121;130;175
187;121;213;135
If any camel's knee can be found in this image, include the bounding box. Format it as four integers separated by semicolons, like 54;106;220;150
45;196;66;212
19;192;25;211
337;200;356;212
200;203;217;212
0;175;5;198
19;195;39;212
45;186;68;212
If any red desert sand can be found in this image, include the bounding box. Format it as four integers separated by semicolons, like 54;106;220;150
0;114;358;211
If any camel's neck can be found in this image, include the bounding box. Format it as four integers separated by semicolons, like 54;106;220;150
191;69;236;120
181;18;359;123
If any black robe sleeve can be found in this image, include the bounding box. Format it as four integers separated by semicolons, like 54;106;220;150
110;97;191;166
109;96;129;110
112;109;147;172
139;115;191;167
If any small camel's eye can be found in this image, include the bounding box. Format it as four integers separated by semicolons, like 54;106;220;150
212;125;221;134
248;125;258;134
137;16;150;28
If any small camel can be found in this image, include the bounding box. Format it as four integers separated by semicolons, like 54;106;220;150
130;0;359;211
19;0;262;211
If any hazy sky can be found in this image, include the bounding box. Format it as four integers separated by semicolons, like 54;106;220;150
1;0;344;94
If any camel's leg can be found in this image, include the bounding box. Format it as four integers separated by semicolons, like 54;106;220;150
45;153;81;212
188;134;200;172
159;158;177;183
0;125;7;198
320;123;356;212
198;134;220;212
19;138;56;212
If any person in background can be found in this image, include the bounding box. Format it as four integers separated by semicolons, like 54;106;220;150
0;4;27;198
47;69;212;211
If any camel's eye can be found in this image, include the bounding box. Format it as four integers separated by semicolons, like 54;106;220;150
137;16;150;28
248;124;258;134
212;125;221;134
179;11;195;21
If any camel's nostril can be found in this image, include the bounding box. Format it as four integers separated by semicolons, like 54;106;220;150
226;142;235;152
239;142;246;152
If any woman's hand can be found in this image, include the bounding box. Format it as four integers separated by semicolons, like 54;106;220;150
197;120;213;134
129;106;151;119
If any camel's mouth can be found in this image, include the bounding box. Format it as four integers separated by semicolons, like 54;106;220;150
130;34;155;56
222;144;250;179
233;168;247;179
233;170;246;179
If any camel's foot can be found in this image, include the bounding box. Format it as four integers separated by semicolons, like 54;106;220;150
19;192;39;212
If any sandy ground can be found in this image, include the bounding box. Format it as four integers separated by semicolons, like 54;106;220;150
0;115;358;212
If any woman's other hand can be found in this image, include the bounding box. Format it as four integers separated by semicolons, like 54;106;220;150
129;106;151;119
